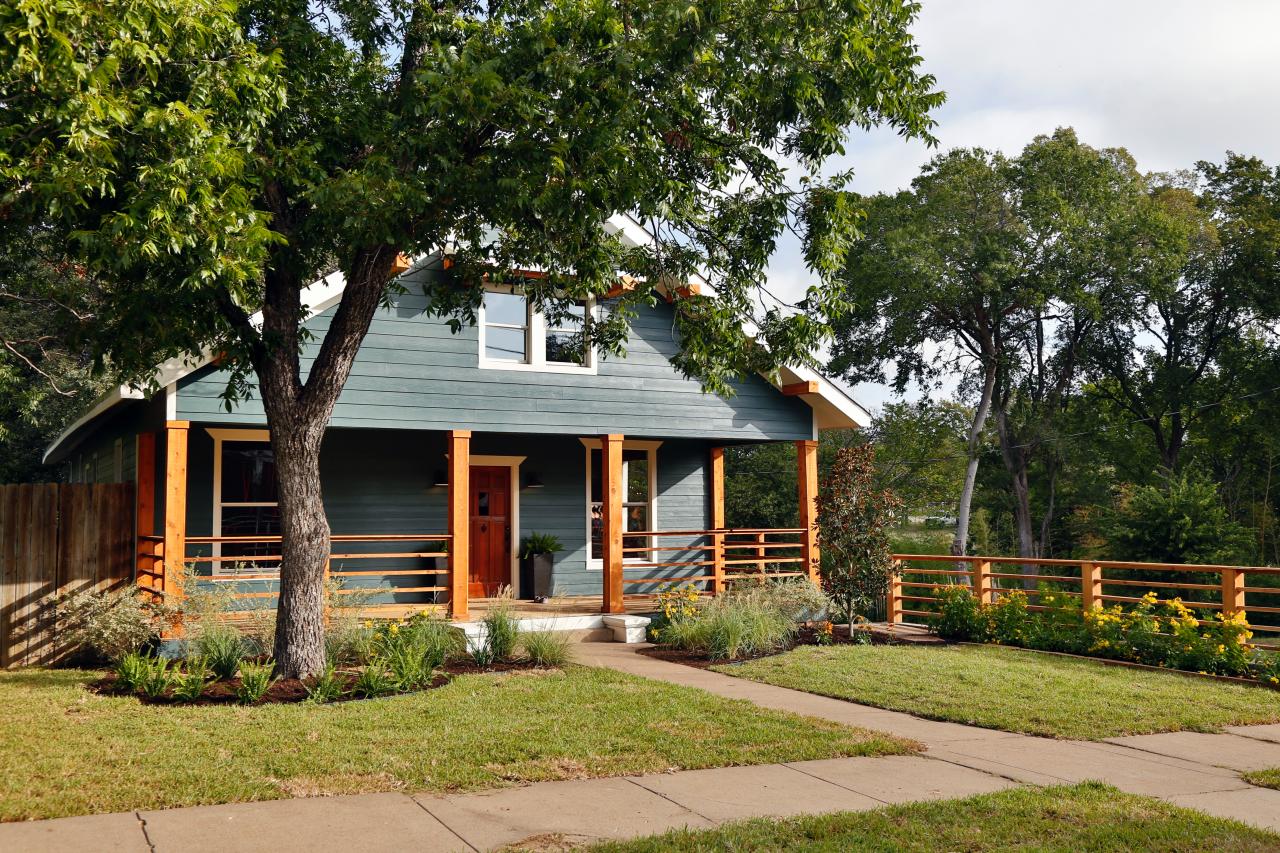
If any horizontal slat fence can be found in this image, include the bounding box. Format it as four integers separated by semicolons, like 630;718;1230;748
0;483;135;668
621;527;806;597
890;554;1280;651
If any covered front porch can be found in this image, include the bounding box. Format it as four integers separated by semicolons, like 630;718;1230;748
134;423;820;624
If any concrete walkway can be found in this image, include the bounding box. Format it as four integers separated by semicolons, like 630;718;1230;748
4;644;1280;851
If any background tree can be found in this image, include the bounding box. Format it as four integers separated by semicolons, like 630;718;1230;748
816;444;902;620
864;399;968;522
4;0;942;676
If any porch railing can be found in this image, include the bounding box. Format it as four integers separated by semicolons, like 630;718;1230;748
180;534;452;617
890;554;1280;651
621;527;809;597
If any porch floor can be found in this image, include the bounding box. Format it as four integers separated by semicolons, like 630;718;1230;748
354;596;659;623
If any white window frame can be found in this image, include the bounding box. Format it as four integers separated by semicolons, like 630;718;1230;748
208;427;275;574
478;285;598;374
579;438;662;571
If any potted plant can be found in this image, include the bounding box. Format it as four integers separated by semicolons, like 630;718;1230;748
519;533;563;601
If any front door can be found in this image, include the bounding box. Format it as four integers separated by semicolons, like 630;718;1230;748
469;466;511;597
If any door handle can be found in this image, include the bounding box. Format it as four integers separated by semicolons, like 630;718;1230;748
480;523;488;533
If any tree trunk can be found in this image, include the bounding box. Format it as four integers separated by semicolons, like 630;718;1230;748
952;362;997;562
994;408;1038;588
270;418;329;678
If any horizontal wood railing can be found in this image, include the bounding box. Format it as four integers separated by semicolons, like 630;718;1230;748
184;534;451;616
621;527;806;596
890;554;1280;651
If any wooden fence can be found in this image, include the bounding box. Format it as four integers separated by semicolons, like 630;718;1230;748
0;483;136;668
890;554;1280;651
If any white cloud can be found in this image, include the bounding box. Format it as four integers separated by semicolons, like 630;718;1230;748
769;0;1280;409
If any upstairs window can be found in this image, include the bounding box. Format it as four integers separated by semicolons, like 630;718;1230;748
478;287;594;373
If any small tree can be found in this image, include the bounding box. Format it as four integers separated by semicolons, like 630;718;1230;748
817;444;903;621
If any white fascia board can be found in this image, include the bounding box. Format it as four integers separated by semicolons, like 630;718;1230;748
42;385;146;464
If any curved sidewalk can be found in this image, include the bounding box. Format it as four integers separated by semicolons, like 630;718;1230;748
3;644;1279;852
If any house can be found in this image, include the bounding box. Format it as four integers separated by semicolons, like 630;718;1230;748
42;218;868;623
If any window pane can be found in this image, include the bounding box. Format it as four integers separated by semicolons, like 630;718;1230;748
624;450;648;503
485;326;527;361
590;501;604;560
624;505;649;554
221;505;281;564
545;331;586;364
486;291;527;326
221;441;277;503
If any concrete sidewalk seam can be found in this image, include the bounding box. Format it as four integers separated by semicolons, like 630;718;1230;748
410;798;481;853
779;761;897;805
621;777;719;825
134;811;156;853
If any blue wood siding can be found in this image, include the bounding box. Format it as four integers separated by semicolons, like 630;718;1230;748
176;267;814;441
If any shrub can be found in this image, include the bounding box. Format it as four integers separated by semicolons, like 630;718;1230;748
932;585;986;641
521;629;572;667
323;578;378;664
657;590;796;661
305;661;345;704
816;445;903;621
988;591;1031;645
370;613;463;689
194;626;245;680
173;658;210;702
351;661;398;698
519;532;564;558
475;596;519;665
54;584;173;662
138;655;176;699
236;661;275;704
114;651;149;693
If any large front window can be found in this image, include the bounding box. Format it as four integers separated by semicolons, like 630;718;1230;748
212;431;280;571
479;287;593;371
588;445;656;562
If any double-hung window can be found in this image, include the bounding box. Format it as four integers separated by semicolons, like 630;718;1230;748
585;441;659;565
210;429;280;572
479;287;594;372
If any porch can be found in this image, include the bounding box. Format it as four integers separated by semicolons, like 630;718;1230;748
134;424;820;624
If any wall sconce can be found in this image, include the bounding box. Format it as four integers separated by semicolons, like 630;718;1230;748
432;470;448;487
524;472;544;489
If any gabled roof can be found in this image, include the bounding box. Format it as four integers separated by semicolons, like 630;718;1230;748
44;215;868;463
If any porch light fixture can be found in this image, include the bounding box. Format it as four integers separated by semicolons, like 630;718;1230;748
524;472;544;489
432;469;448;487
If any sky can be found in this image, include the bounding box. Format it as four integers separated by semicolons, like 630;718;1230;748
776;0;1280;411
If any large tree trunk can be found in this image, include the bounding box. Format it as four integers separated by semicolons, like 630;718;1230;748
994;408;1039;588
269;417;330;678
249;248;400;679
952;361;997;561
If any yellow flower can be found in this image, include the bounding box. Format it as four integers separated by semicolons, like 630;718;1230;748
389;623;399;634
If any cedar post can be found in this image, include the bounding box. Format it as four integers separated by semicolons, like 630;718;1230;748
972;559;993;605
135;432;157;587
796;439;820;584
162;421;189;621
447;430;471;621
601;434;625;614
1222;567;1246;619
886;562;902;624
709;447;725;595
1081;561;1103;611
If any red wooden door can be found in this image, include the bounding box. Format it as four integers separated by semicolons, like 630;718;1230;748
469;466;511;597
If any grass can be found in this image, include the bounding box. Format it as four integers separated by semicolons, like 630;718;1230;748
713;644;1280;740
588;782;1280;852
1244;768;1280;789
0;666;912;821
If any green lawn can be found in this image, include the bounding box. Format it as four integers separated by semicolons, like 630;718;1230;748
713;644;1280;740
589;782;1280;852
0;666;911;821
1244;768;1280;789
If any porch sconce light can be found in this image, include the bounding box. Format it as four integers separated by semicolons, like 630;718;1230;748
524;473;544;489
432;469;449;487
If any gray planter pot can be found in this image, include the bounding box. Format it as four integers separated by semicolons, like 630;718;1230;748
519;554;555;600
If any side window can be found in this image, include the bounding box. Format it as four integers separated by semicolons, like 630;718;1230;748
216;439;281;571
483;291;529;362
480;287;594;371
588;446;655;561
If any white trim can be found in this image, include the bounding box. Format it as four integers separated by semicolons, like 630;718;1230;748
469;454;525;598
208;428;274;572
164;382;177;420
578;438;662;571
41;386;145;464
477;285;598;374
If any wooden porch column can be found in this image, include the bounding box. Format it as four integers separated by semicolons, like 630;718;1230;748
709;447;725;594
447;430;471;620
162;421;189;614
135;432;156;587
796;439;820;585
601;434;625;614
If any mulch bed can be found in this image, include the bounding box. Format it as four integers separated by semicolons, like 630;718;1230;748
641;624;881;668
89;658;548;706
